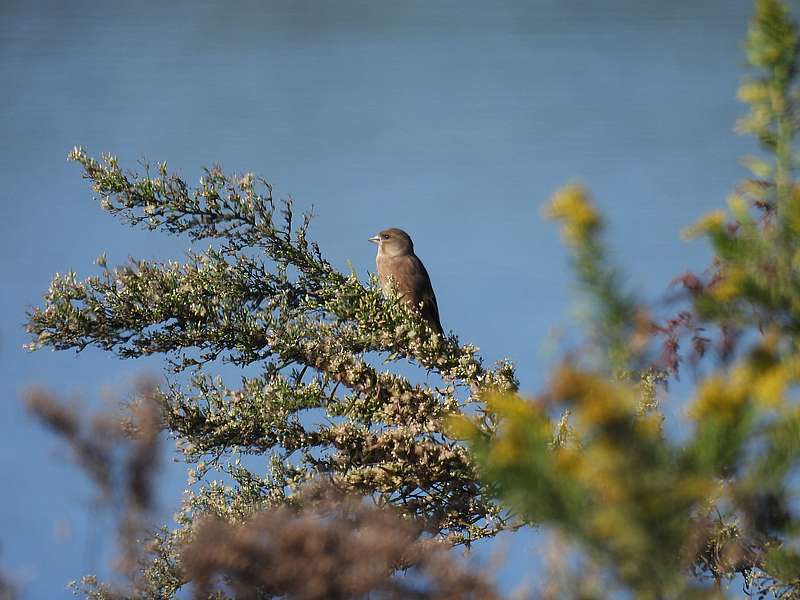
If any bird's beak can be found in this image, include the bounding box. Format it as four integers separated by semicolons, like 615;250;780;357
368;235;381;245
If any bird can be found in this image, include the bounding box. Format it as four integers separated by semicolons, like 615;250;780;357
369;228;443;336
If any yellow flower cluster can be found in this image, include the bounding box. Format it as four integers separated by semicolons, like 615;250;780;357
737;80;770;104
689;374;749;423
681;209;726;240
550;365;637;431
545;183;601;247
710;265;747;302
689;336;800;422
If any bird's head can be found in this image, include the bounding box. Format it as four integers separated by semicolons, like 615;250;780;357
369;228;414;257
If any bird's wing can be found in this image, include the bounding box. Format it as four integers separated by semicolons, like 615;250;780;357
390;254;443;335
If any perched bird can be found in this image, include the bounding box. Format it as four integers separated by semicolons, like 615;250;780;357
369;228;443;336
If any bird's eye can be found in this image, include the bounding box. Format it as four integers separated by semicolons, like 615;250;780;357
381;234;389;239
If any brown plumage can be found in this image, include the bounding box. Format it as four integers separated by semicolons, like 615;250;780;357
369;228;443;336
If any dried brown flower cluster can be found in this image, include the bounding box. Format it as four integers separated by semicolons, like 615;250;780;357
0;570;14;600
183;484;501;600
25;381;162;586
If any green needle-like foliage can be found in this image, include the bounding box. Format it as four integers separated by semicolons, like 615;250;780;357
27;152;516;597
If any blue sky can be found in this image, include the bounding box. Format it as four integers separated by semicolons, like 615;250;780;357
1;0;760;596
